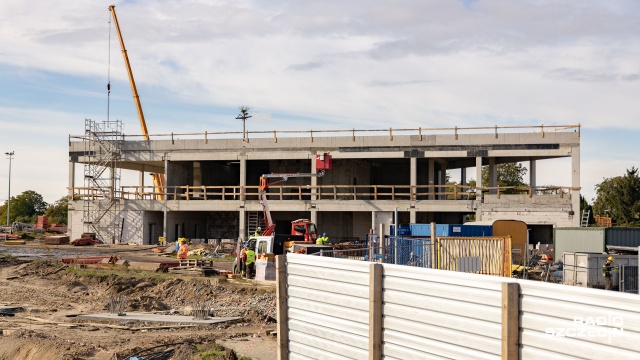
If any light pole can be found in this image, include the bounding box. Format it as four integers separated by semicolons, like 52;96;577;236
5;151;14;227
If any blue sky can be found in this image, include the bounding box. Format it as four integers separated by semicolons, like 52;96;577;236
1;0;639;204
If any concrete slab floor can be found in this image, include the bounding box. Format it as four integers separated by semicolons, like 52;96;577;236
76;312;241;325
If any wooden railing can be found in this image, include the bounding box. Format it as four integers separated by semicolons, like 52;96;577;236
72;184;578;202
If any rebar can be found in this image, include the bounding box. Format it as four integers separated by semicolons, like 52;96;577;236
192;299;213;320
108;295;127;316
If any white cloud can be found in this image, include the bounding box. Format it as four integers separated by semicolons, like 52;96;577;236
0;0;639;203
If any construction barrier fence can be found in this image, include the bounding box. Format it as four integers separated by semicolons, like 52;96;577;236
436;236;512;277
314;235;512;277
279;254;640;360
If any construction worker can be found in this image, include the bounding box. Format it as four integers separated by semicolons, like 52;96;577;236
245;244;256;279
240;244;247;277
316;232;329;245
603;255;618;290
251;227;262;238
177;238;188;259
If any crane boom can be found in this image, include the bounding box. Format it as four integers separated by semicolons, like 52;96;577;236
109;5;166;198
259;170;326;237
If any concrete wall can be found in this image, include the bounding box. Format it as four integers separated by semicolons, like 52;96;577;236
165;211;207;242
142;211;164;245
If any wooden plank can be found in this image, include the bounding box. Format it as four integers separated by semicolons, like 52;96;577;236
369;263;382;360
276;255;289;360
502;282;520;360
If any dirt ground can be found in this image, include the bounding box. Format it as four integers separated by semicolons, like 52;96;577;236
0;243;278;360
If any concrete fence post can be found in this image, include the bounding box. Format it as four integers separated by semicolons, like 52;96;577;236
276;255;289;360
369;263;383;360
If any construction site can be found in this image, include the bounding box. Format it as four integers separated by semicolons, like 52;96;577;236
2;4;640;360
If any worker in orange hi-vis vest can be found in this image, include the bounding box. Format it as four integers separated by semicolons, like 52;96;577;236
177;238;188;259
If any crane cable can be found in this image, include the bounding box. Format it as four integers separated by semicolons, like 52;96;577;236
107;10;112;121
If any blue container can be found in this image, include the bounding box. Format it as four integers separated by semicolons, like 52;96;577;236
410;224;430;236
460;224;493;237
410;224;450;237
391;225;411;236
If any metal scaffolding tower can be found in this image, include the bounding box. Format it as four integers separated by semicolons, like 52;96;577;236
83;119;124;243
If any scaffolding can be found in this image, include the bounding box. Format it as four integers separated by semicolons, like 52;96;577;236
83;119;124;243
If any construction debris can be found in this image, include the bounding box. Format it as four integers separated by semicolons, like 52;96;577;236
43;235;70;245
70;233;101;246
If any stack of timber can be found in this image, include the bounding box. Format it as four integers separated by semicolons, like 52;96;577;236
168;259;220;276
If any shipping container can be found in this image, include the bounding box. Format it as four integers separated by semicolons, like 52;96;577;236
554;228;605;260
605;227;640;247
390;225;411;236
460;224;493;237
563;252;638;289
410;223;450;237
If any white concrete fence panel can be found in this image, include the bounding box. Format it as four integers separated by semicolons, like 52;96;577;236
277;254;640;360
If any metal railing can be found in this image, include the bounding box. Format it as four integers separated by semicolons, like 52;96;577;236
69;124;580;143
311;237;434;268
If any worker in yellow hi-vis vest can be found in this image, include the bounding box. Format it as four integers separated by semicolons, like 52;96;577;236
244;244;256;279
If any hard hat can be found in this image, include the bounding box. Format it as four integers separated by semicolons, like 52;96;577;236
608;256;614;261
257;227;261;230
323;232;326;236
245;242;250;248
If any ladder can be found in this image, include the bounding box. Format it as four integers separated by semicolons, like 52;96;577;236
247;212;262;235
581;209;590;227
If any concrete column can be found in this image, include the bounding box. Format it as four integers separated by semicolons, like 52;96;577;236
461;167;467;185
476;157;483;221
410;209;416;224
239;208;246;244
410;157;417;201
68;161;75;199
475;157;483;193
571;147;580;226
489;158;497;194
439;161;447;199
162;208;167;241
138;171;145;200
239;156;247;243
529;159;536;188
311;155;318;201
239;157;247;201
428;159;435;200
192;162;202;198
311;155;318;226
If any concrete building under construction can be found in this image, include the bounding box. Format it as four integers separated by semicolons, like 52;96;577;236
67;122;581;245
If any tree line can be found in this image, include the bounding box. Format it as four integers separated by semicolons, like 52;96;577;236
0;191;67;225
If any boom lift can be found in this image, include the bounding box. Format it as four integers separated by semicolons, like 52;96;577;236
109;5;166;199
258;153;333;240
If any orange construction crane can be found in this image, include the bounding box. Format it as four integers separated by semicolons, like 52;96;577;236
109;5;165;199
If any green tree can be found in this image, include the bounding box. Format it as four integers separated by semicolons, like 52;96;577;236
580;194;594;225
466;163;528;194
45;196;68;225
481;163;528;189
0;190;48;224
592;167;640;226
